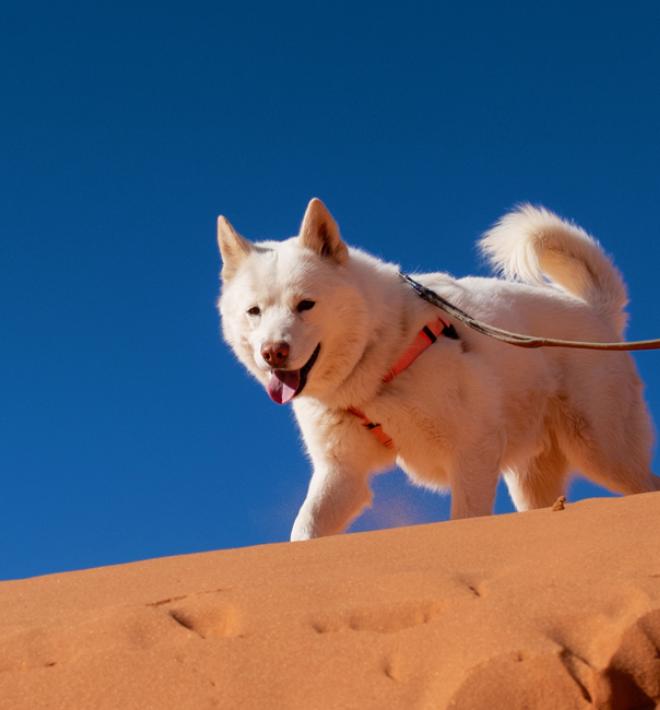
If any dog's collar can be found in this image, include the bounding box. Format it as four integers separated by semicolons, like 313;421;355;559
348;317;458;449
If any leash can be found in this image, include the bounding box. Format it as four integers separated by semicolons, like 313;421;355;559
400;272;660;352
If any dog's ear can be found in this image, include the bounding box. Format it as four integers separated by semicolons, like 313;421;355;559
217;216;253;280
298;198;348;264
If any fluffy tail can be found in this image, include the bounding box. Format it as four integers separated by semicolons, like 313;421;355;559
480;205;629;335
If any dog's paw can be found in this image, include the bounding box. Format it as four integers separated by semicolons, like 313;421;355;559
290;524;314;542
290;512;317;542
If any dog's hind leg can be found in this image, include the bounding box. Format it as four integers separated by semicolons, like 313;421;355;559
562;439;659;496
557;390;659;496
503;440;570;511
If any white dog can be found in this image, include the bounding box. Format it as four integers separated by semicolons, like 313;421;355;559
217;198;658;540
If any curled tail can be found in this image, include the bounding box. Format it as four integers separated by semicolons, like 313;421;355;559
480;204;629;335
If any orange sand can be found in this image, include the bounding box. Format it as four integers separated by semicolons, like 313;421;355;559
2;493;660;709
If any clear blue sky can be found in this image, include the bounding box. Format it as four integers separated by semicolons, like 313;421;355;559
2;1;659;580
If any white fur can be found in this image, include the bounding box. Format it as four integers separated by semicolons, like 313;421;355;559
217;200;658;541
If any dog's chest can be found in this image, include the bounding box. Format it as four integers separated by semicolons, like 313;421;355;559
366;391;458;487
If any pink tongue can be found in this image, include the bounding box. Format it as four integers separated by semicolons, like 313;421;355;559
266;369;301;404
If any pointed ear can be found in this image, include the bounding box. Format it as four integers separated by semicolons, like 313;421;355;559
217;216;252;280
298;198;348;264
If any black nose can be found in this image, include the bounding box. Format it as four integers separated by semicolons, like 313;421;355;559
261;341;290;368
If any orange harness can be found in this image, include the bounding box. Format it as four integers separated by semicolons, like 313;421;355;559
347;318;458;449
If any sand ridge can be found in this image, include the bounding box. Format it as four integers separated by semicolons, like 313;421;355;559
1;493;660;709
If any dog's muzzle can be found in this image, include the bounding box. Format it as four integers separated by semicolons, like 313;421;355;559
266;343;321;404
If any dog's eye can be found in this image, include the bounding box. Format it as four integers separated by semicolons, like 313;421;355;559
246;306;261;316
296;300;316;313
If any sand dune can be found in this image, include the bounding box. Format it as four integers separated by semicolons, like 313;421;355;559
2;493;660;709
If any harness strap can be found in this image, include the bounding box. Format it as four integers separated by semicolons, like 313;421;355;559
348;316;454;449
383;319;446;382
346;406;394;448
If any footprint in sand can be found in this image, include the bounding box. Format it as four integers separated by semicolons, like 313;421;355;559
160;594;242;639
311;599;444;635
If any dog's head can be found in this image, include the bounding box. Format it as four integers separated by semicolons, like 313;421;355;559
217;198;370;404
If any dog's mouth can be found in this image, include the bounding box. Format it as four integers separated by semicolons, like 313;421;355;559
266;343;321;405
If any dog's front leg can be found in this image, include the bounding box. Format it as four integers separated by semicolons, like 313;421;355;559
290;402;395;541
448;436;503;520
449;471;499;519
290;462;372;541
